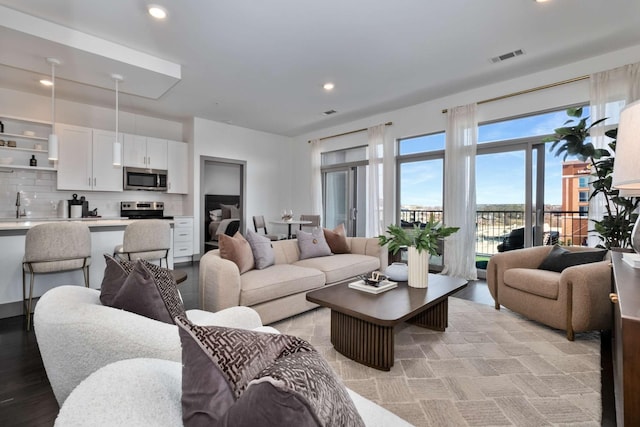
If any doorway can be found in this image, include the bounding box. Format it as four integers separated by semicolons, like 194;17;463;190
199;156;246;254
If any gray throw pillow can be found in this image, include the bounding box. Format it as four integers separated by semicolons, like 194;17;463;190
107;260;185;324
220;203;240;219
175;316;364;427
99;254;135;306
245;229;275;269
538;245;607;272
297;228;332;260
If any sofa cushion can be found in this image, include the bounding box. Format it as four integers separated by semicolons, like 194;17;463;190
108;260;186;324
240;264;325;306
175;316;364;427
294;254;380;284
219;232;254;274
245;229;275;270
538;245;607;272
504;268;561;300
323;224;350;254
297;228;332;260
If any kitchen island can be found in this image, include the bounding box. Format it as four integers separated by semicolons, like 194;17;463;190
0;218;176;319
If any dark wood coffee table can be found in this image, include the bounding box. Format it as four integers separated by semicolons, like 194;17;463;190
306;274;467;371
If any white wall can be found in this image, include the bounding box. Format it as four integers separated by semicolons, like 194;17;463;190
192;118;292;252
290;44;640;228
203;161;241;195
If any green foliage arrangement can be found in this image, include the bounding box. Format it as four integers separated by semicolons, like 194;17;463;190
544;107;639;249
378;216;459;256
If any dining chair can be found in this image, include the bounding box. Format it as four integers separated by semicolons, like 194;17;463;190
23;222;91;330
253;215;284;241
299;214;321;231
114;220;171;267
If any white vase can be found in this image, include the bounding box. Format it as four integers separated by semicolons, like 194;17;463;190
407;247;429;288
385;262;408;281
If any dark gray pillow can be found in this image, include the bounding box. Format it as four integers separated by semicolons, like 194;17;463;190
107;260;185;324
175;316;364;427
245;229;275;269
99;254;135;306
538;245;607;272
297;228;332;260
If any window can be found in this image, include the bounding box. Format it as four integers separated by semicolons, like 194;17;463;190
398;132;445;155
579;206;589;217
578;177;589;188
579;191;589;202
397;132;445;268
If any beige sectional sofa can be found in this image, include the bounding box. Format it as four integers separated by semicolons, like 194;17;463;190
199;237;387;324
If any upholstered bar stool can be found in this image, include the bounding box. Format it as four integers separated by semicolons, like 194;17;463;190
114;220;171;267
23;222;91;331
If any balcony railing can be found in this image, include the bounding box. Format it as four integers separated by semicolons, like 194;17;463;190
400;208;588;257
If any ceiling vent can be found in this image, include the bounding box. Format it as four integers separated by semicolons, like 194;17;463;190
490;49;525;64
323;109;338;116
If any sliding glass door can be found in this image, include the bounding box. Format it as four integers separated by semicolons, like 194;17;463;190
323;165;366;236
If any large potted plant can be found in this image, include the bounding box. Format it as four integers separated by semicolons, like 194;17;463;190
545;107;639;249
378;216;459;288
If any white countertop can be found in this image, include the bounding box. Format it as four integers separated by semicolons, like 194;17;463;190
0;217;174;231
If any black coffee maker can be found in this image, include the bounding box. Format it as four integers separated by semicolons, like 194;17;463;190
68;194;89;218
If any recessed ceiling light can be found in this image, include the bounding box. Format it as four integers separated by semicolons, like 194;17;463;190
148;4;167;19
323;82;335;91
535;0;551;2
40;79;53;86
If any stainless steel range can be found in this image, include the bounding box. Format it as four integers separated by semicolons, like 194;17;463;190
120;201;173;220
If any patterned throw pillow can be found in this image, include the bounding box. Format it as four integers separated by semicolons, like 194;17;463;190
219;232;255;273
297;228;332;260
245;229;275;269
175;316;364;427
323;223;351;254
106;259;185;324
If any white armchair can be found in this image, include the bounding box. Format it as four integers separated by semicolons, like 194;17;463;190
34;285;276;406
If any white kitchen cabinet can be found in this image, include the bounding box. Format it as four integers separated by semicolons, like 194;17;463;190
92;129;124;191
57;124;123;191
123;134;167;170
173;216;193;261
167;140;188;194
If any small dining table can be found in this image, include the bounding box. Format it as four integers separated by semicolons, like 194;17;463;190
269;219;313;239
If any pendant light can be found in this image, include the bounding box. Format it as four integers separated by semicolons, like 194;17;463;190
112;74;123;166
47;58;60;161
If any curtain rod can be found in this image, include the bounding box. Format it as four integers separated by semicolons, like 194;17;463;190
308;121;393;143
441;75;589;114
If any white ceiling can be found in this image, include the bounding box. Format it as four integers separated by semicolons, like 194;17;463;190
1;0;640;137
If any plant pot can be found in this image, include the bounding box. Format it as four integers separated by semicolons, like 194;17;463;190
407;247;429;288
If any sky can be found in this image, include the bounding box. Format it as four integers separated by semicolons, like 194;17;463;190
399;107;597;208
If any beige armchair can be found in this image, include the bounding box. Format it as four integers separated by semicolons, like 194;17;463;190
487;245;612;341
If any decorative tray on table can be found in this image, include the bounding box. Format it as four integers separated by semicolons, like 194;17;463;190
348;272;397;294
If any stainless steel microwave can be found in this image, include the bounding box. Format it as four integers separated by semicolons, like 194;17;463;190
123;167;168;191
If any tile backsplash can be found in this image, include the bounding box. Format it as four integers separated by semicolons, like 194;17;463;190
0;169;185;219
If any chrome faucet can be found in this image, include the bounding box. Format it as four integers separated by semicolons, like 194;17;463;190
16;191;26;218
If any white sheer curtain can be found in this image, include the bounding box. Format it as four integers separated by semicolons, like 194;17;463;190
309;139;323;218
588;63;640;246
442;104;478;280
367;124;385;237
